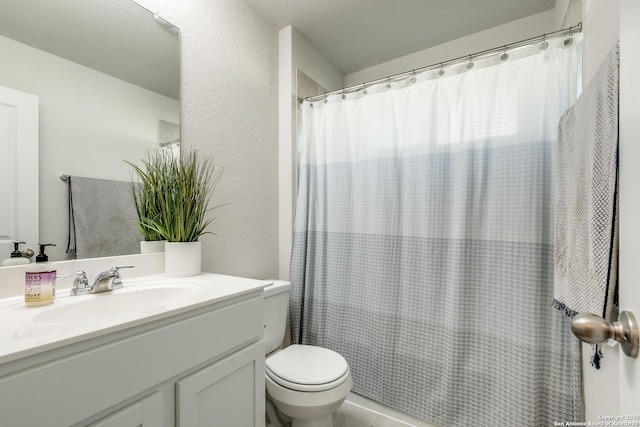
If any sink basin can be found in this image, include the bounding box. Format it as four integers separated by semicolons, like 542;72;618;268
32;284;200;323
8;277;211;325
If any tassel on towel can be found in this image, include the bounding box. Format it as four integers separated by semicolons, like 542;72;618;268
590;345;604;370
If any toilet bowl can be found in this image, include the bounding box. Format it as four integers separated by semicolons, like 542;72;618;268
263;281;352;427
266;345;352;426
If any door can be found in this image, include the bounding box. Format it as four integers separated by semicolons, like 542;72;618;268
0;85;38;258
618;0;640;412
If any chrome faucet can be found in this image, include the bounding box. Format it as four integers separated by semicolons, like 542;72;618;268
65;266;134;296
89;266;135;294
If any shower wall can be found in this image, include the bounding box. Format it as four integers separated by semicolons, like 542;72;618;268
297;69;327;100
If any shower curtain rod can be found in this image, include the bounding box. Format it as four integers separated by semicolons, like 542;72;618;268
303;22;582;103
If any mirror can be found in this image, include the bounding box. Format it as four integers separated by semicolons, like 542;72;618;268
0;0;180;261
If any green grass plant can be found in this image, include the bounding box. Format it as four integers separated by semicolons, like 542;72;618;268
127;149;221;242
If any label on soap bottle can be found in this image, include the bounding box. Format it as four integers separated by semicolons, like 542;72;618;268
25;271;56;304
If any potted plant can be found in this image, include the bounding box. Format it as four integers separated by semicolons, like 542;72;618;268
129;149;221;277
127;152;171;254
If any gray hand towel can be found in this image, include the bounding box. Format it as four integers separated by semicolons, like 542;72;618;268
68;176;142;259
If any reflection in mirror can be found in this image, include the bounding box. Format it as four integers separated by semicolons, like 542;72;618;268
0;0;180;261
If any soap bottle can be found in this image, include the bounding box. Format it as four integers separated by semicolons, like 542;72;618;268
1;241;30;266
25;243;57;307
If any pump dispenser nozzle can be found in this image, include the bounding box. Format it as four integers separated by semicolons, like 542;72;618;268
36;243;56;263
10;241;26;258
1;241;31;266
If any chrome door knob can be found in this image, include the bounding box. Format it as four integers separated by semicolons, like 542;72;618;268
571;311;639;358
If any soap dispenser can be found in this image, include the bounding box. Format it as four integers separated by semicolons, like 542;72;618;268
25;243;57;307
1;241;30;266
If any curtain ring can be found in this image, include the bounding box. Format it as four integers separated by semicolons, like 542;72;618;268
466;56;474;70
564;26;575;46
540;35;548;50
564;33;573;46
500;46;509;61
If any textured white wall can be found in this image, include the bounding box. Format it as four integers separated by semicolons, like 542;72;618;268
0;34;179;262
133;0;280;279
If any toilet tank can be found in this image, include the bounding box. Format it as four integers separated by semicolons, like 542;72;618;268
263;280;292;354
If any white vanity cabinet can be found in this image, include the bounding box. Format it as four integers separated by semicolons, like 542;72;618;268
0;286;266;427
90;393;164;427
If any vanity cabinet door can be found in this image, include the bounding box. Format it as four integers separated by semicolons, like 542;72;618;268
176;342;265;427
90;392;163;427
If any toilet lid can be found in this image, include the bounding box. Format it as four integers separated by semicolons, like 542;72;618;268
266;345;349;386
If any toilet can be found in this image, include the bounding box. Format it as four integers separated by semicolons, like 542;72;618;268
263;280;352;427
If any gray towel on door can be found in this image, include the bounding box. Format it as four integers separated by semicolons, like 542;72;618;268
68;176;142;259
553;42;619;324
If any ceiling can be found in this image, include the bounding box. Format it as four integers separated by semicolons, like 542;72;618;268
0;0;180;100
243;0;557;75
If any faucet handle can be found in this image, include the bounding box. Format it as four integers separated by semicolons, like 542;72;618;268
72;271;90;295
58;271;90;296
111;265;135;289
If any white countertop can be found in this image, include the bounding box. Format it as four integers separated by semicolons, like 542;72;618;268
0;273;269;365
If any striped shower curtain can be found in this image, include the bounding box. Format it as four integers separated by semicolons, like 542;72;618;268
290;37;583;426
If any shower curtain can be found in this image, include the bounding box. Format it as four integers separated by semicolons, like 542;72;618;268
290;38;584;426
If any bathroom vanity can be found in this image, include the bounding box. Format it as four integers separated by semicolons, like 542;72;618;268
0;273;267;427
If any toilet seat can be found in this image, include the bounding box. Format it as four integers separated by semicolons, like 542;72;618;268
266;365;351;392
266;344;350;392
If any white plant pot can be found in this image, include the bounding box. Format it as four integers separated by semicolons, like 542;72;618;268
140;240;166;254
164;241;202;277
